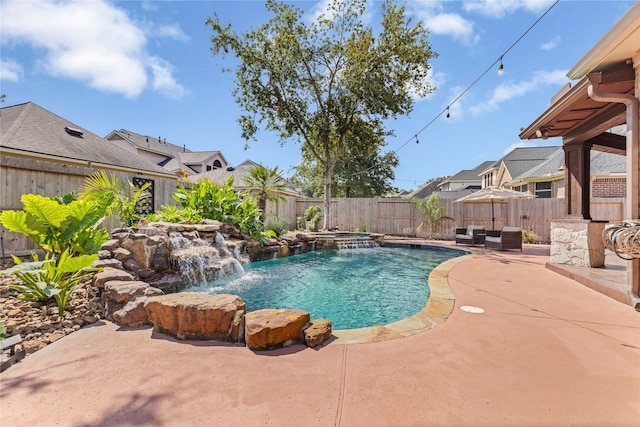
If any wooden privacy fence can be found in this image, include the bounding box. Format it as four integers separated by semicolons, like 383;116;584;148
267;197;626;243
0;160;179;256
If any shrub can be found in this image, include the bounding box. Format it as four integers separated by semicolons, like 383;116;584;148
1;250;101;315
413;194;448;239
304;206;322;231
522;230;535;243
0;193;109;258
265;216;289;237
159;176;270;243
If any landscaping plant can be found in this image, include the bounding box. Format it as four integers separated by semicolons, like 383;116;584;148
413;194;449;240
160;176;272;243
78;170;151;227
265;216;289;237
304;206;322;232
0;193;110;258
1;250;100;315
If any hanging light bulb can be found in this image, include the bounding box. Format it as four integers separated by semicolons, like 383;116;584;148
445;106;450;122
498;56;504;76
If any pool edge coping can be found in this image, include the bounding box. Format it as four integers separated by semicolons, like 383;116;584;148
326;249;476;345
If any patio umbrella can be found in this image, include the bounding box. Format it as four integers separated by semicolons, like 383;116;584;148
455;187;536;230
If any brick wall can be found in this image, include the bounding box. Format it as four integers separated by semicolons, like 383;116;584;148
592;177;626;198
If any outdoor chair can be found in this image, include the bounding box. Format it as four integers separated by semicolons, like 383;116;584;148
484;226;523;251
455;225;486;246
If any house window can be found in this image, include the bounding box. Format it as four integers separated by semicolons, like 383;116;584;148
132;177;155;214
535;181;552;198
213;160;222;169
513;184;527;193
206;165;212;171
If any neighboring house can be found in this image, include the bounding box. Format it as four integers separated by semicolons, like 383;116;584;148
0;102;179;254
404;177;448;199
508;147;626;199
479;146;560;192
105;129;229;176
438;161;493;192
194;159;301;197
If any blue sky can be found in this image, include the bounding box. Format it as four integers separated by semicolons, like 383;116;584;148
1;0;635;191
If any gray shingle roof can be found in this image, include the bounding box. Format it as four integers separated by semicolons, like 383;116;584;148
110;129;191;156
1;102;174;176
448;160;496;182
514;147;626;180
498;146;561;179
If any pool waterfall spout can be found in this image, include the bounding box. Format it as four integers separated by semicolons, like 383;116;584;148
169;231;245;287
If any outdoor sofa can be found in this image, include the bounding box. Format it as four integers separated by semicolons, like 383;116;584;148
455;225;486;246
484;226;523;251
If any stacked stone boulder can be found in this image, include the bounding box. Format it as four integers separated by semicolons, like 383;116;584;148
92;221;332;350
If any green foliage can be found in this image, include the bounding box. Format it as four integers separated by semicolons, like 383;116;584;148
293;121;399;198
242;165;289;222
0;320;5;340
0;193;109;258
304;206;322;232
78;170;151;227
522;230;535;243
162;177;269;243
207;0;436;229
296;216;305;231
1;250;100;315
413;194;448;239
265;216;289;237
146;205;202;224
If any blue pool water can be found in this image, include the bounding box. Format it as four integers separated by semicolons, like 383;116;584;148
187;246;465;330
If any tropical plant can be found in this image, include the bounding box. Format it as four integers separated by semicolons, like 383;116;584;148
166;177;270;243
304;206;322;232
78;170;151;227
207;0;436;229
0;193;110;258
1;250;100;315
242;165;289;223
413;194;448;240
146;205;202;224
265;216;289;237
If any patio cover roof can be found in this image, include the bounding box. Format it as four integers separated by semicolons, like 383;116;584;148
519;3;640;153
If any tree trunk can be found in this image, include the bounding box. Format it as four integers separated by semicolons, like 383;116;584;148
323;164;332;230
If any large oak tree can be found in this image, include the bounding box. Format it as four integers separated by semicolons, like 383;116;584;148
207;0;436;229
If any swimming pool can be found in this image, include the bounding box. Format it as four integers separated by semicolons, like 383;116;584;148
186;245;466;330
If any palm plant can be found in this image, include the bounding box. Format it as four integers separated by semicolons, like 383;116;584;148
78;171;151;227
242;165;289;223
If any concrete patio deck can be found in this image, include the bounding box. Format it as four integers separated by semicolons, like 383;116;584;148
1;243;639;426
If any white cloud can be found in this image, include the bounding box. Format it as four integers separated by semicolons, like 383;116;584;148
502;140;543;154
410;3;479;46
428;13;478;45
0;60;23;81
469;69;568;116
307;0;373;25
150;23;191;42
149;56;186;99
0;0;185;99
540;36;561;51
462;0;555;19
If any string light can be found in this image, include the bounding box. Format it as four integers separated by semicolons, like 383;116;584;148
343;0;560;184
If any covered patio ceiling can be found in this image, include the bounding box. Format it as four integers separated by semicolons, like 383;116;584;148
519;63;634;155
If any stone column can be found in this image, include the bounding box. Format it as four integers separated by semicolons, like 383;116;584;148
550;219;606;268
